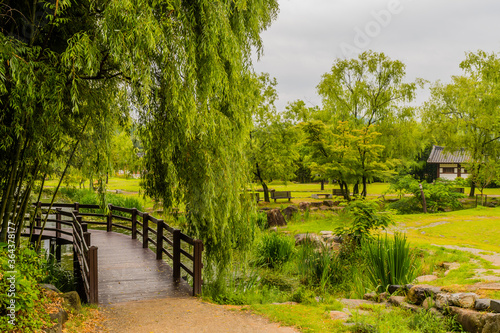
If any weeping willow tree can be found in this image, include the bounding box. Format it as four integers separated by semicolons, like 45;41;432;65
138;1;279;290
1;0;279;290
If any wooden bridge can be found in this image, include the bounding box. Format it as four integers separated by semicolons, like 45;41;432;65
25;202;203;304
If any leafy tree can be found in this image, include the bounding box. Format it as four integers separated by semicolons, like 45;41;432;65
0;0;280;293
315;51;422;196
249;74;298;202
386;175;464;213
422;50;500;197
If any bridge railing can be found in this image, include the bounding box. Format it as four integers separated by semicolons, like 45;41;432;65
31;202;203;296
30;203;98;304
107;204;203;296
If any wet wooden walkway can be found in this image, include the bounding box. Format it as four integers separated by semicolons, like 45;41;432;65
90;230;191;304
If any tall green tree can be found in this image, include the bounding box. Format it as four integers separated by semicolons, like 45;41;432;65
0;0;279;290
311;51;420;196
248;74;298;202
422;50;500;197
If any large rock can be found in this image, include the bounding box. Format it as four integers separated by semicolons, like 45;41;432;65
450;293;479;309
491;300;500;313
309;201;323;208
388;296;405;306
298;202;310;211
266;209;287;227
282;205;299;221
63;291;82;312
329;311;350;321
294;233;322;247
407;285;441;305
483;313;500;333
476;299;492;311
447;306;486;333
435;293;452;309
416;275;439;283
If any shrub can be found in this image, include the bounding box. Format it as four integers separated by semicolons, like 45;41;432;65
386;176;464;213
0;245;54;331
296;238;368;296
335;200;394;244
255;232;295;268
363;233;420;292
42;254;74;293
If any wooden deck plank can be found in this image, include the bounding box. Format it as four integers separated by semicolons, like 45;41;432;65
89;230;191;304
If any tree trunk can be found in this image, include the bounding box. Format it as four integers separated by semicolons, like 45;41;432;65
340;181;351;201
255;162;270;202
353;183;359;195
0;138;23;242
362;176;367;197
469;182;476;197
321;179;324;191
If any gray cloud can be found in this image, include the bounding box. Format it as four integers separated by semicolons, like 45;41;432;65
253;0;500;110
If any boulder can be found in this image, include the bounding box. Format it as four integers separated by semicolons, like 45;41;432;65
310;207;319;212
450;293;479;309
407;285;441;305
294;233;322;247
388;285;402;295
483;313;500;333
388;296;405;306
491;300;500;313
447;306;487;333
422;297;434;309
319;205;330;211
416;275;439;283
476;299;492;311
63;291;82;312
282;205;299;221
298;202;310;211
329;311;350;321
435;293;452;309
44;307;68;333
323;200;335;207
309;202;323;208
266;209;287;227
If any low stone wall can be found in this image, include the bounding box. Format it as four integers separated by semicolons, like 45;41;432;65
364;284;500;333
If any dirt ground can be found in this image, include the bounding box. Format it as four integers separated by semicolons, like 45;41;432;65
102;297;299;333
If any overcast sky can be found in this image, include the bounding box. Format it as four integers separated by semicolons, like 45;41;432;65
252;0;500;111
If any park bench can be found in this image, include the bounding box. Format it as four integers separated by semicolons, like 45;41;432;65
332;189;344;196
270;191;293;202
311;193;332;199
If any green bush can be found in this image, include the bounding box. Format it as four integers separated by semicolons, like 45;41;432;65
297;239;368;296
59;188;144;215
42;254;74;293
363;233;420;292
386;176;464;214
0;245;54;331
335;200;394;244
255;232;295;268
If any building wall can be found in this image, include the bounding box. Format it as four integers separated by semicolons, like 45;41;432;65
438;163;470;180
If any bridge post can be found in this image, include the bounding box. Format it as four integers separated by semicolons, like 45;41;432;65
142;213;149;248
172;229;180;282
36;201;42;227
56;208;62;239
74;202;80;213
73;246;86;303
131;208;138;240
193;240;203;296
107;204;113;232
88;246;98;304
156;220;163;260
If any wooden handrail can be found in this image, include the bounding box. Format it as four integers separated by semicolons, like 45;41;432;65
30;202;203;297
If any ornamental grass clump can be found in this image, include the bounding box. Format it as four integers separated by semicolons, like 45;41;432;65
255;232;295;269
364;232;420;292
